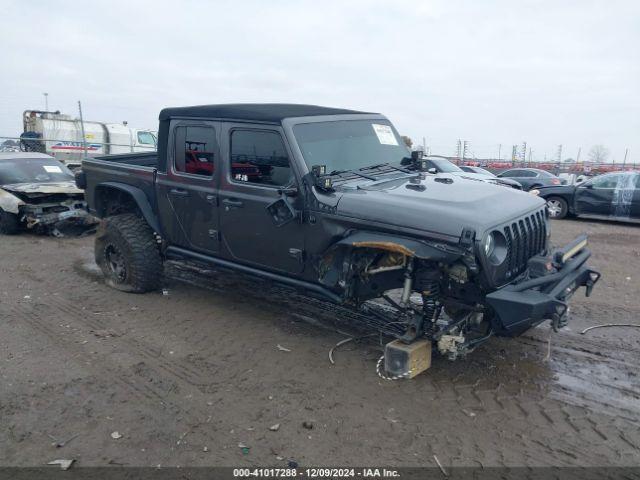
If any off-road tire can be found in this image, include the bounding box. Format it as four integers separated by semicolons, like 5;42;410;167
546;196;568;219
95;213;162;293
0;209;19;235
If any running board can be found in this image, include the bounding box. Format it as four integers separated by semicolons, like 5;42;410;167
165;246;343;304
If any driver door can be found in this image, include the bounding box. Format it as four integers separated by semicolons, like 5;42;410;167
218;124;305;274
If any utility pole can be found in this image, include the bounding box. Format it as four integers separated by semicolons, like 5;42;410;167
556;144;563;163
576;147;581;163
521;142;527;165
422;136;426;153
462;141;469;161
528;149;532;164
511;145;518;165
43;93;48;111
456;140;462;160
78;101;88;160
498;144;502;161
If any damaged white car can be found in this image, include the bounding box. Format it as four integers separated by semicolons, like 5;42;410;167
0;153;94;236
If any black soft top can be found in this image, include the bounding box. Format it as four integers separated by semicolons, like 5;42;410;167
158;103;373;124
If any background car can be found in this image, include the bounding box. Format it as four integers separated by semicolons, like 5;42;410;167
496;167;563;191
536;171;640;220
459;165;523;189
0;152;91;235
423;158;522;190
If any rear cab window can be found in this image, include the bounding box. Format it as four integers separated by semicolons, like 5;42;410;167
173;125;218;178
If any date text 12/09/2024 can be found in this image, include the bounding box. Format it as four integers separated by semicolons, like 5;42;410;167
233;468;400;478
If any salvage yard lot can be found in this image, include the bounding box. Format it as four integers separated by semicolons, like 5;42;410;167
1;218;639;467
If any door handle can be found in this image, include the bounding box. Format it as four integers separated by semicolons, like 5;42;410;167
205;194;217;204
169;188;189;197
222;198;244;208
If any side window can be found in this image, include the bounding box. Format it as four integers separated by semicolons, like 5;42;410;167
591;174;621;189
500;170;518;177
174;126;217;177
520;170;536;178
137;131;156;146
230;130;292;187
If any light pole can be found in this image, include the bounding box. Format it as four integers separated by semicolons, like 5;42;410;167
43;93;49;111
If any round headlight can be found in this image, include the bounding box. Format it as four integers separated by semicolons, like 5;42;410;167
484;231;508;265
483;233;495;257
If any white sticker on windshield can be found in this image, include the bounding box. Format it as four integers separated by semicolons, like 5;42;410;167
371;124;399;146
371;123;398;145
43;165;62;173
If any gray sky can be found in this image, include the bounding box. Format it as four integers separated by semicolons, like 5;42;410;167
1;0;638;162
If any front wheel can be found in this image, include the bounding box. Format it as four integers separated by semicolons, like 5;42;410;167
546;196;568;219
95;214;162;293
0;209;19;235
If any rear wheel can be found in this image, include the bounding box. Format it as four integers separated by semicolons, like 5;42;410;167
546;196;568;219
95;214;162;292
0;209;19;235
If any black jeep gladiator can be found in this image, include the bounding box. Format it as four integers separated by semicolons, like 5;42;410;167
78;104;600;360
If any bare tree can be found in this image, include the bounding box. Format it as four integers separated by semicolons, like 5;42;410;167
401;136;413;149
588;145;609;163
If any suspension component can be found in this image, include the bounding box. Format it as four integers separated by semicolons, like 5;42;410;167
416;268;442;337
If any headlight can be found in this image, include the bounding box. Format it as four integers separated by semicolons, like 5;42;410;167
483;233;495;257
483;231;508;265
530;189;540;196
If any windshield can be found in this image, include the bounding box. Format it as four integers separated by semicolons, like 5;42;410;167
426;158;463;173
292;119;410;173
0;158;74;185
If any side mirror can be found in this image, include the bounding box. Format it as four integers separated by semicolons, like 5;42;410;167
266;198;296;227
428;167;437;174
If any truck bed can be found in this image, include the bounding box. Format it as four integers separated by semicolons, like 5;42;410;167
81;152;158;214
93;151;158;168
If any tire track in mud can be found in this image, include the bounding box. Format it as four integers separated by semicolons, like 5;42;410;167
1;299;231;436
43;294;222;389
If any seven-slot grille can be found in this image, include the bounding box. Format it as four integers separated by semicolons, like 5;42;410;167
503;209;547;279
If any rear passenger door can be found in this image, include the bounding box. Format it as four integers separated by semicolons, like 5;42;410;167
156;121;222;253
218;124;305;274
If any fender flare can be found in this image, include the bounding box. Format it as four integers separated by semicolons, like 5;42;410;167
94;182;160;233
332;230;463;261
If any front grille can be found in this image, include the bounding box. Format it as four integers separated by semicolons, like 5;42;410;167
502;209;547;279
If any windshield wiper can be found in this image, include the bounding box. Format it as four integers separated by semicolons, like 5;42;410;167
329;169;377;181
359;162;412;174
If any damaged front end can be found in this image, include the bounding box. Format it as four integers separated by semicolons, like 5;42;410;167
317;231;489;361
317;226;600;370
3;183;95;236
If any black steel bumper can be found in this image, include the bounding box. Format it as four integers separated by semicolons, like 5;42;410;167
485;235;601;336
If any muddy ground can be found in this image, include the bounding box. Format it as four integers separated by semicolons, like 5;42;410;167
1;218;639;468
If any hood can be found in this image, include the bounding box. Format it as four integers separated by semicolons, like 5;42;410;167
1;181;83;195
334;174;545;239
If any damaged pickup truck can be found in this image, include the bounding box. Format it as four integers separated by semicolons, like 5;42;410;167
78;104;600;369
0;153;93;236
